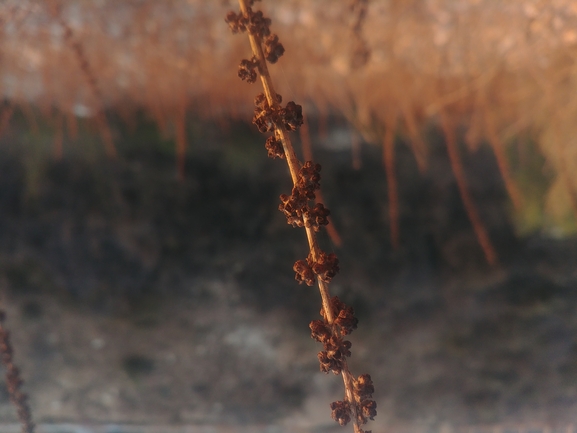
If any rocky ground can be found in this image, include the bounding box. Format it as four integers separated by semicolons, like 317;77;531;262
0;115;576;432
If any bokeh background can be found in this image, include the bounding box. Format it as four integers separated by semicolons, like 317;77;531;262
1;0;577;431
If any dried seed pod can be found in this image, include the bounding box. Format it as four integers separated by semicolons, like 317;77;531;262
238;57;259;83
311;251;340;283
253;92;283;133
263;34;285;63
294;260;315;286
279;187;309;227
254;92;281;109
318;350;343;374
309;320;331;343
330;400;352;426
247;10;272;38
225;11;248;33
280;101;303;131
306;203;330;231
297;161;321;198
354;374;375;400
334;302;358;335
360;399;377;421
265;135;284;159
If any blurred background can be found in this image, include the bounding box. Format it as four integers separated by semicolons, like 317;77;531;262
1;0;577;432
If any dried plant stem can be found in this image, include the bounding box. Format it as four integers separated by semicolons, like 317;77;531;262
400;101;427;173
175;101;187;181
440;110;497;265
53;6;117;158
230;2;376;431
484;111;523;210
237;0;334;321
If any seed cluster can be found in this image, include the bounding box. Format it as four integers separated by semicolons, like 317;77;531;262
253;92;303;133
310;297;376;430
279;161;330;232
311;296;356;375
293;250;339;286
226;2;375;432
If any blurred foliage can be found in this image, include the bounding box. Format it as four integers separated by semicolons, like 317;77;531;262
1;0;577;239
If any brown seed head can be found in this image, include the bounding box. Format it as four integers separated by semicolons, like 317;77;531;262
280;101;303;131
309;320;331;343
360;399;377;421
355;374;375;400
330;400;352;426
225;11;248;33
247;10;271;38
238;57;259;83
311;251;339;283
263;34;285;63
265;135;285;159
294;259;315;286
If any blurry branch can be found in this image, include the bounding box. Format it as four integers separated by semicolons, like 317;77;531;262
399;100;427;173
484;104;524;211
0;101;14;138
47;1;117;158
349;0;370;70
0;310;35;433
175;98;188;181
382;112;399;250
426;69;499;117
440;109;497;265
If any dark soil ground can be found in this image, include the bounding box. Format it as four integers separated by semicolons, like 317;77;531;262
0;114;576;432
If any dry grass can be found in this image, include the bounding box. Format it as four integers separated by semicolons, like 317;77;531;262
1;1;577;242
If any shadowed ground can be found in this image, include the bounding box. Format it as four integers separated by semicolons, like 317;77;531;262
0;117;576;431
